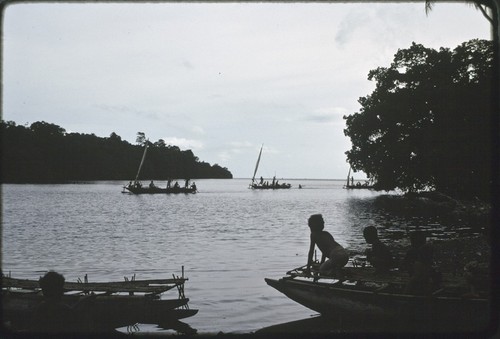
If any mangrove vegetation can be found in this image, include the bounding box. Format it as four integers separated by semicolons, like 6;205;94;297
344;39;494;201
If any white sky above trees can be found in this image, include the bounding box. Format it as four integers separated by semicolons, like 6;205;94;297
2;2;491;179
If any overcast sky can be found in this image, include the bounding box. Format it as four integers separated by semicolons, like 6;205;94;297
2;2;491;179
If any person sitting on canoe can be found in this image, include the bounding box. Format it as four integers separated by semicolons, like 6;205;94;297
306;214;349;277
403;231;441;295
149;180;156;188
30;271;95;332
363;226;395;273
462;260;488;298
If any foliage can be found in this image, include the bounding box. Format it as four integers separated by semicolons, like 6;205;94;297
344;39;493;200
1;121;232;182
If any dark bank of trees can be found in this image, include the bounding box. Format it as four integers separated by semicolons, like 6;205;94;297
344;39;494;201
1;120;233;183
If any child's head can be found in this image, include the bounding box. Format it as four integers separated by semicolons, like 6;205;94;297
363;226;378;244
308;214;325;232
39;271;65;300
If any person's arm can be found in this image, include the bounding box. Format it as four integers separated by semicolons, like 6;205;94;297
307;234;315;270
365;247;372;261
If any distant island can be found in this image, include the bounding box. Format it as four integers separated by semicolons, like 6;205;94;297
1;120;233;183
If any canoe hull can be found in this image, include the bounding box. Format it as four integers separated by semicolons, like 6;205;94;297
343;185;374;189
265;278;490;331
2;291;196;330
125;186;196;194
250;184;291;189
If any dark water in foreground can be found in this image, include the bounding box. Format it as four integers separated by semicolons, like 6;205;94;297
1;179;485;334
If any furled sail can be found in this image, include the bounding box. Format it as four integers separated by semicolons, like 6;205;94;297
135;143;149;182
346;166;352;187
251;144;263;183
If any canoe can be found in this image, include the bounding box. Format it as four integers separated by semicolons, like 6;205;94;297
265;266;491;332
3;276;187;294
249;144;291;190
2;274;198;331
124;186;197;194
250;183;291;189
343;184;374;190
3;290;195;330
124;143;198;195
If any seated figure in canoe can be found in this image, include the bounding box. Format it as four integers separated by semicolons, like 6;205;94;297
403;231;441;295
306;214;349;277
30;271;95;332
363;226;395;273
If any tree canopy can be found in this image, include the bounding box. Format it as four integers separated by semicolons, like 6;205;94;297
344;39;493;200
1;121;232;182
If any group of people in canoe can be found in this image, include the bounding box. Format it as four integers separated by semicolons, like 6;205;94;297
165;178;197;191
251;176;291;189
126;178;197;191
305;213;483;296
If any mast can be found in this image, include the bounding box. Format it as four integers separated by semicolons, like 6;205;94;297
135;142;149;182
251;144;263;183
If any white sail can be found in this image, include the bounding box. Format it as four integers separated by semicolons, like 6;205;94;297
134;143;149;182
346;167;352;186
251;144;263;183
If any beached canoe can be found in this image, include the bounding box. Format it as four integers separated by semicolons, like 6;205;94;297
3;276;187;294
3;290;196;330
265;265;491;332
2;274;198;331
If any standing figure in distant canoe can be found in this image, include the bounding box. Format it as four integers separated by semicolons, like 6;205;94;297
363;226;395;273
306;214;349;277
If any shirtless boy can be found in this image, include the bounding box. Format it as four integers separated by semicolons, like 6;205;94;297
306;214;349;276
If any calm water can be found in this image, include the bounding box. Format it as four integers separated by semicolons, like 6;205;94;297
0;179;473;334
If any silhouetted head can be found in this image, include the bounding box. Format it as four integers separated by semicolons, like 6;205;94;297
363;226;379;244
409;231;426;248
39;271;65;300
308;214;325;232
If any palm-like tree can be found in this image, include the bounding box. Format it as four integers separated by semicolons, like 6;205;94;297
425;0;498;48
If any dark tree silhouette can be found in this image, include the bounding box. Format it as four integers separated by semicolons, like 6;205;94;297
1;121;232;182
344;39;493;200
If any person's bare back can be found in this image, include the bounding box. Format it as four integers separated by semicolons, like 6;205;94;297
307;214;349;276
